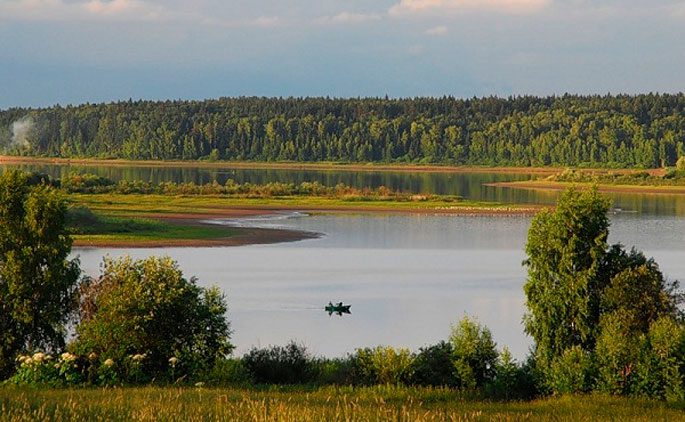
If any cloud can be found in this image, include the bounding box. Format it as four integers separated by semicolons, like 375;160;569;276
0;0;168;22
425;25;448;35
315;11;382;25
389;0;550;15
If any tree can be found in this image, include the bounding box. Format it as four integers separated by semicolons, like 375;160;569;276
523;187;610;365
0;170;80;378
450;316;498;389
523;187;681;394
72;256;232;380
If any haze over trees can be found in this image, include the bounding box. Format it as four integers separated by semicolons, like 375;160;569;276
2;95;685;168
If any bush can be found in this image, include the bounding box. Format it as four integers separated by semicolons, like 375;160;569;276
409;341;457;387
71;256;232;384
201;358;251;386
632;317;685;401
242;342;315;384
351;346;414;385
484;347;537;400
547;346;595;394
450;316;498;389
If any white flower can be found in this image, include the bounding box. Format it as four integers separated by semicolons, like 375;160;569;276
32;352;45;363
131;353;146;362
60;352;76;362
168;357;178;367
88;352;98;361
103;358;114;367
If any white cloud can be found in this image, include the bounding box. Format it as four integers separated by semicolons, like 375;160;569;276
425;25;448;35
389;0;550;15
0;0;168;22
315;11;382;25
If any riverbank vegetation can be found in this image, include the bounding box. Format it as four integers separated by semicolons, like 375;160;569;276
1;170;684;419
3;95;685;168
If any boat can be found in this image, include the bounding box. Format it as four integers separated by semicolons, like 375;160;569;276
325;301;351;316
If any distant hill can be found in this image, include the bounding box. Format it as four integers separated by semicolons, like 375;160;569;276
2;95;684;168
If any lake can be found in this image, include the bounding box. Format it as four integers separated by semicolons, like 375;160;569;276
4;161;683;359
74;211;685;360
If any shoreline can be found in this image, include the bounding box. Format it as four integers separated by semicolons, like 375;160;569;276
0;155;644;175
72;204;542;248
488;180;685;195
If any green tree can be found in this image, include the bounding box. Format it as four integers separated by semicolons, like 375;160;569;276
72;256;232;380
0;170;80;378
450;316;498;389
523;187;610;366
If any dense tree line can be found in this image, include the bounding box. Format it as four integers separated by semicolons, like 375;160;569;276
3;95;685;167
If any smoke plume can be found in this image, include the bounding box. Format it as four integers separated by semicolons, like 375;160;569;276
11;116;34;148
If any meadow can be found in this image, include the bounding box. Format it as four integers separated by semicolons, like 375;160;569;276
1;386;684;421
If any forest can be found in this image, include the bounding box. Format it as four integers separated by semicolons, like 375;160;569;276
2;94;685;168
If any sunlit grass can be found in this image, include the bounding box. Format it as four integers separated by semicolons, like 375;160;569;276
0;386;682;421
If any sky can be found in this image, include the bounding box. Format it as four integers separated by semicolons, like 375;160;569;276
1;0;684;108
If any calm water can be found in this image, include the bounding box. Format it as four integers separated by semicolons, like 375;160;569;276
7;161;683;358
5;161;685;215
74;212;685;360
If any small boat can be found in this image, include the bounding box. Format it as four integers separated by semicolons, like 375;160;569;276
325;301;351;316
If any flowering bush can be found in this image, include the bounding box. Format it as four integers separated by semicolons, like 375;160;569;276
71;256;233;383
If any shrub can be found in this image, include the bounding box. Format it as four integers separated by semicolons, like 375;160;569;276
547;346;595;394
485;347;539;400
201;358;251;386
632;317;685;401
242;342;315;384
351;346;414;385
71;256;232;383
409;341;457;387
312;357;355;385
450;316;498;389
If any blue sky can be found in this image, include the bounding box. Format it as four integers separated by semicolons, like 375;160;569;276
1;0;684;108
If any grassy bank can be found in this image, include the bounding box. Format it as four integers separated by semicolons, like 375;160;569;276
1;386;682;421
0;154;561;174
67;193;536;247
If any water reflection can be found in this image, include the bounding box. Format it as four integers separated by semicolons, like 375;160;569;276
4;162;685;215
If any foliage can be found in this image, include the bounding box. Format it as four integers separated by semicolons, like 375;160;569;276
5;95;685;168
547;346;595;394
351;346;414;385
71;256;232;382
523;187;611;366
485;348;538;400
0;170;80;379
450;316;499;389
409;341;457;387
523;186;683;398
242;342;315;385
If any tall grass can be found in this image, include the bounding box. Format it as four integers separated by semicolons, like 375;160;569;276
1;386;683;421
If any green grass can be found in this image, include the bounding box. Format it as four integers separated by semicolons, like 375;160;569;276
64;193;535;246
67;209;236;245
69;193;536;217
0;386;683;421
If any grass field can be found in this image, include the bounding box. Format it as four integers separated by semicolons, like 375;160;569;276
1;386;683;421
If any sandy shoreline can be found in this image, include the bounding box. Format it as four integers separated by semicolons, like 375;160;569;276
0;155;561;175
488;181;685;195
72;204;541;248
